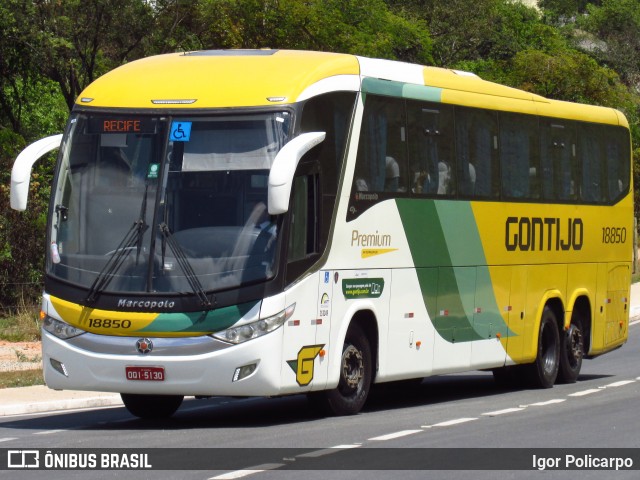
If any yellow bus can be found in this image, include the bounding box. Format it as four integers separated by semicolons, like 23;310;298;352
11;50;632;418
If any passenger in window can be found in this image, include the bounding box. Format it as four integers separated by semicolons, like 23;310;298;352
412;169;427;193
411;157;437;194
384;156;400;192
466;163;476;195
438;161;451;195
355;177;369;191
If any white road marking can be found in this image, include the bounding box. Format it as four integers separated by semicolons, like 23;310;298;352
33;429;65;435
568;388;602;397
297;444;361;458
425;417;478;428
208;464;285;479
0;438;17;443
605;380;635;388
524;399;566;407
482;407;525;416
368;430;422;441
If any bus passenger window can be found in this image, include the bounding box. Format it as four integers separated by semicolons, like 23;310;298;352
604;126;630;203
353;95;407;194
455;108;499;199
500;113;539;200
407;101;454;196
578;124;605;203
540;120;577;202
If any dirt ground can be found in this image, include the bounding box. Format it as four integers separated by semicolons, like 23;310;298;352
0;341;42;372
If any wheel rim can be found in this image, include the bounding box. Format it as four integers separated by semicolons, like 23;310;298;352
340;344;364;392
541;323;558;375
566;324;583;368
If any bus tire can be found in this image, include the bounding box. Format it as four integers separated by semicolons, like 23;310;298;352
526;306;560;388
557;319;584;384
308;323;372;416
120;393;183;419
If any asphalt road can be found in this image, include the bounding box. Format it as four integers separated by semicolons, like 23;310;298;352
2;319;639;480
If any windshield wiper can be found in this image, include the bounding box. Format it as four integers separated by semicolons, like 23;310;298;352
85;184;150;304
85;219;148;304
158;222;214;309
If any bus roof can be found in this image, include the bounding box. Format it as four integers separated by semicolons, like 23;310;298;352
77;50;360;109
76;49;626;127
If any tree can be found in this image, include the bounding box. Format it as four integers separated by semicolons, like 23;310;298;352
539;0;592;23
0;127;56;314
578;0;640;90
32;0;155;109
186;0;433;64
508;48;635;107
0;1;41;136
387;0;500;66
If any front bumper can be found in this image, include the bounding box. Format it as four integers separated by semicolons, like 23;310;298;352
42;328;286;397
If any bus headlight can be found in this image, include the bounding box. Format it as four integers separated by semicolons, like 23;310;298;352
212;304;295;344
43;315;86;339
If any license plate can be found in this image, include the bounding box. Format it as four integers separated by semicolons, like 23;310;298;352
125;366;165;381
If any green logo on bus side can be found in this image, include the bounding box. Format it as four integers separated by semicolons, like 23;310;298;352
342;278;385;299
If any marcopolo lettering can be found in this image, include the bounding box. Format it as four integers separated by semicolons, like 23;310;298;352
117;299;176;309
505;217;583;252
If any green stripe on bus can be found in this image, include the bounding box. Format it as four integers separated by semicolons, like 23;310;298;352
396;199;514;342
402;83;442;102
138;301;260;334
361;78;441;102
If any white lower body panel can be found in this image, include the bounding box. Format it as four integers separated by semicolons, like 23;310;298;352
42;329;287;397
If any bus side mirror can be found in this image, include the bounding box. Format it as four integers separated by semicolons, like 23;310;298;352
268;131;325;215
10;134;63;211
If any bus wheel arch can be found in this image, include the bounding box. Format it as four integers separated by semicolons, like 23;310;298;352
308;309;378;415
558;296;589;384
349;309;379;382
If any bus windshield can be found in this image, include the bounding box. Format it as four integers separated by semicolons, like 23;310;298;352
49;111;291;298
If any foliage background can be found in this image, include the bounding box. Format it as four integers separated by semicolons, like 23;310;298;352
1;0;639;314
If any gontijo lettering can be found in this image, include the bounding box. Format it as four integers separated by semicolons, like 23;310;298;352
505;216;583;252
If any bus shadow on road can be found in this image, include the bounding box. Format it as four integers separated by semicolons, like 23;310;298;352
0;372;616;432
363;370;614;413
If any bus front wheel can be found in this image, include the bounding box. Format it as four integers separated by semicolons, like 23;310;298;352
308;323;372;416
526;306;560;388
121;393;184;419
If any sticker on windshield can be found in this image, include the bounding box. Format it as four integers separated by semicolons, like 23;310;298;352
170;121;192;142
147;163;160;179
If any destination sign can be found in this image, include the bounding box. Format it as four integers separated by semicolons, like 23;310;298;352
88;117;157;134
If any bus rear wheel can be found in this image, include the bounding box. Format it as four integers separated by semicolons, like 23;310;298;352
308;323;372;416
121;393;184;419
526;306;560;388
557;319;583;384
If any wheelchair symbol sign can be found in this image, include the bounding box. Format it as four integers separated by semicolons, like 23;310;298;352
170;121;192;142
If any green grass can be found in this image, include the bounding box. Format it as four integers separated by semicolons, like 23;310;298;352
0;307;41;342
0;369;44;389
